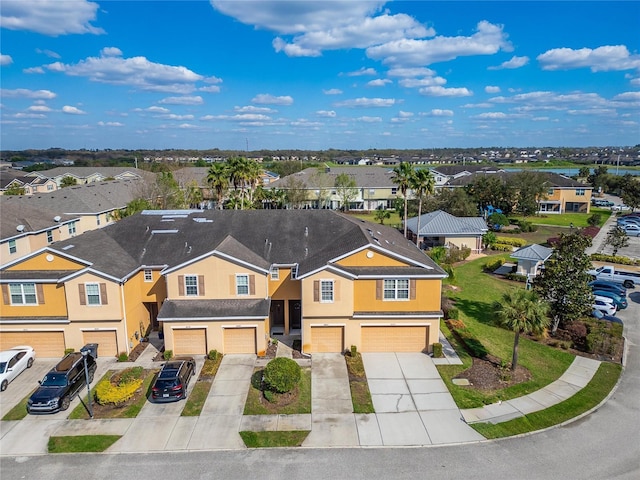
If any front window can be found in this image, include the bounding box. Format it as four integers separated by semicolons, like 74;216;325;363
384;279;409;300
47;230;54;244
320;280;334;302
185;275;198;296
47;184;54;191
576;188;585;196
270;267;279;280
9;283;37;305
236;274;249;295
68;221;77;236
85;283;101;305
547;188;554;195
144;269;153;282
96;215;101;226
8;240;17;254
391;187;398;195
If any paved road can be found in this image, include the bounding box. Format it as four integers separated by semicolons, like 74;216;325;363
2;292;638;480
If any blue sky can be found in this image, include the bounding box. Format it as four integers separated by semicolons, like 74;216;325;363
1;1;639;151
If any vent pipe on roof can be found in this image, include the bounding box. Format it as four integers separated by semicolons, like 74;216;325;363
53;215;61;222
16;224;25;232
304;226;308;237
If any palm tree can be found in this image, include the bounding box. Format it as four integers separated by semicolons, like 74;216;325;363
493;289;550;371
409;168;435;247
392;162;414;238
207;162;229;209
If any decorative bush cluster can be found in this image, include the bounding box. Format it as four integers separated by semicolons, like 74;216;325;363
504;273;527;282
483;258;505;272
95;367;144;406
263;357;301;393
208;350;219;361
491;243;515;252
591;253;640;266
495;237;527;247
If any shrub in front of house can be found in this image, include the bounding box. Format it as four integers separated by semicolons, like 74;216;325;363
432;342;443;358
95;367;144;406
263;357;301;393
491;243;514;252
483;258;505;272
495;237;527;247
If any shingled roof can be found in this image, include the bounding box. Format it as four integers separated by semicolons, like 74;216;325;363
31;210;445;281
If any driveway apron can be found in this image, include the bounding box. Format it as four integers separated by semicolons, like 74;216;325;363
362;353;483;445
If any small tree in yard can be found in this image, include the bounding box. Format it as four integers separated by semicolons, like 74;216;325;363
533;233;594;334
493;289;549;371
605;226;629;256
374;207;391;225
263;357;301;393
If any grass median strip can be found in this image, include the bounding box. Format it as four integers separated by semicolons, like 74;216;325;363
48;435;121;453
181;354;222;416
471;362;622;438
244;367;311;415
2;390;35;421
240;430;309;448
345;352;374;414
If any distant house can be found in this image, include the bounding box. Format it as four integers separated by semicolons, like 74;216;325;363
266;166;402;210
0;170;58;195
26;167;155;187
405;210;488;253
510;244;553;277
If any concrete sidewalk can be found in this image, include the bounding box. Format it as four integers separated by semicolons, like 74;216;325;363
461;355;601;424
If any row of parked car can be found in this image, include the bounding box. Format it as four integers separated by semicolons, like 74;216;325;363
590;279;626;323
616;214;640;237
0;343;196;413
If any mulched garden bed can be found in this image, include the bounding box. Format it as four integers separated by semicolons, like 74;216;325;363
126;342;148;362
454;355;531;391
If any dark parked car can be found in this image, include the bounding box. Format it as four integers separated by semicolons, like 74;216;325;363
589;280;627;297
151;357;195;402
27;347;97;414
591;309;623;324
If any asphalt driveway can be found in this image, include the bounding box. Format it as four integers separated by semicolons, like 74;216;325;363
362;352;484;445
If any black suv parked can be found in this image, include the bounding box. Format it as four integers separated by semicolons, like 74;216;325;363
151;357;195;402
27;346;97;414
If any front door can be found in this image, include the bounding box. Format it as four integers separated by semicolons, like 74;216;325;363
270;300;285;332
289;300;301;330
145;302;159;330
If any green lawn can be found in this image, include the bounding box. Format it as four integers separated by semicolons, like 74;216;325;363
345;353;375;414
1;389;35;421
48;435;121;453
243;367;311;415
239;430;309;448
510;207;611;228
347;211;402;228
472;362;622;438
440;255;575;408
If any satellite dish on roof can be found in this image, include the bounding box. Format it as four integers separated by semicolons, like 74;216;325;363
53;216;61;222
16;225;25;232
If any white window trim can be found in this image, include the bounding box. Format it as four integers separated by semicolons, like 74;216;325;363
383;278;410;301
85;282;102;306
184;275;199;296
9;283;37;305
143;269;153;282
236;274;249;296
47;230;54;244
320;279;334;303
68;221;77;236
8;239;17;254
270;267;279;280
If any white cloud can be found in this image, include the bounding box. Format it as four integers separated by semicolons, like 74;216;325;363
24;66;45;74
398;111;413;118
201;113;272;122
251;93;294;105
1;0;104;36
367;78;392;87
334;97;396;107
367;21;512;67
348;67;377;77
398;76;447;88
538;45;640;72
157;114;195;120
44;50;206;93
387;67;436;78
614;92;640;102
488;55;529;70
97;121;124;127
419;86;472;97
134;106;170;114
323;88;343;95
474;112;509;119
62;105;87;115
357;116;382;123
422;109;454;117
1;88;56;99
36;48;61;59
27;105;52;112
316;110;337;117
213;1;430;57
1;54;13;66
158;96;203;105
101;47;123;57
234;105;276;113
199;85;221;93
485;86;501;93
